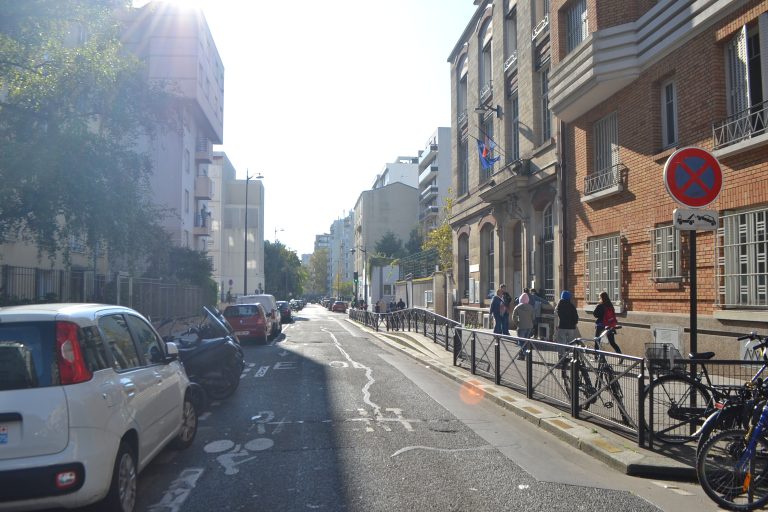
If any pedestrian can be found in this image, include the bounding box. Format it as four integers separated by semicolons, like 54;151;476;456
397;298;405;310
511;293;534;340
554;290;578;346
501;288;512;335
529;288;547;338
593;291;621;353
489;284;506;334
374;302;380;313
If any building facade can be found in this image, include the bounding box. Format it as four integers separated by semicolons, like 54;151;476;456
418;127;453;234
449;0;561;324
124;2;224;251
328;214;354;299
549;0;768;355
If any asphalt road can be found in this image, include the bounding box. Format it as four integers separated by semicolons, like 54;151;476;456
126;304;717;512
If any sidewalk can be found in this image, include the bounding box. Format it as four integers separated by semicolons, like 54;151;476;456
349;319;697;482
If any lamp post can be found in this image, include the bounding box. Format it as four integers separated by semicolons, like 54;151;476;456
351;247;367;309
243;171;263;296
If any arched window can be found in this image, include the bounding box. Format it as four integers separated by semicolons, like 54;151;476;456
542;203;554;301
481;224;495;297
459;234;470;299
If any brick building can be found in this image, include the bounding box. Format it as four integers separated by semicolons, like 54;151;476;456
549;0;768;355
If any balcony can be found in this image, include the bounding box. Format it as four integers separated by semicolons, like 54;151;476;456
195;175;213;199
419;164;438;184
193;213;211;237
195;137;213;163
419;205;439;221
457;109;468;129
418;141;438;169
581;163;626;203
420;184;438;201
479;81;493;105
713;100;768;154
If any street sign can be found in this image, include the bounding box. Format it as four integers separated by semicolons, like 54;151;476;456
673;208;719;231
664;147;723;207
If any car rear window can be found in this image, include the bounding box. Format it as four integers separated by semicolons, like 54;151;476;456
225;305;262;317
0;322;56;390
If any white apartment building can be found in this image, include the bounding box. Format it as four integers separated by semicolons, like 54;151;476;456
417;127;452;234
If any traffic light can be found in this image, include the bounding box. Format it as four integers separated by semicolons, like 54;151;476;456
353;271;359;284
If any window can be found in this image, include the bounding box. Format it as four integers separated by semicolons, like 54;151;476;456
504;6;517;68
542;204;554;301
584;235;620;304
540;66;552;142
479;20;493;97
717;206;768;307
458;137;469;195
594;112;619;173
457;55;468;124
482;224;495;297
661;80;678;148
185;189;190;213
510;91;520;160
565;0;588;53
125;314;165;365
99;314;141;370
651;225;681;280
459;235;469;299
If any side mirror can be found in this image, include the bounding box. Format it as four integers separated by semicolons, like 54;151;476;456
165;341;180;362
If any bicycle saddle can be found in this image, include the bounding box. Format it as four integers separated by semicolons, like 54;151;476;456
688;351;716;360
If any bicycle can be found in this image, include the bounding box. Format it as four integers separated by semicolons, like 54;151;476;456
697;397;768;510
642;333;768;445
561;326;634;427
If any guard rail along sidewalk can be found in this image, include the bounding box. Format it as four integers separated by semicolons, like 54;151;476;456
349;307;649;447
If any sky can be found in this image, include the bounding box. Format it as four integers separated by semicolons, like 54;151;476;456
149;1;478;256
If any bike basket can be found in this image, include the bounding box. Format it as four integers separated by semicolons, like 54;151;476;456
644;342;686;373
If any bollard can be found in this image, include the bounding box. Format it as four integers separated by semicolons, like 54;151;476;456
570;355;579;419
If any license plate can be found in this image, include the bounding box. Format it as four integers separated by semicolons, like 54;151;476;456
235;331;249;336
0;425;8;445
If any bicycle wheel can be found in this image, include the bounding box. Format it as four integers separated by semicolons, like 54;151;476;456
642;374;712;444
697;429;768;511
603;364;634;427
562;360;595;410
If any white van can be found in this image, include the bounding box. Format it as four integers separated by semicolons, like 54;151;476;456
237;294;281;337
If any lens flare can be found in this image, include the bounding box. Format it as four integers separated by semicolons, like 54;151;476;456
459;381;484;405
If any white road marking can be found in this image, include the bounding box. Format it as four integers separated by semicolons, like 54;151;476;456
254;365;270;377
651;481;695;496
198;412;212;421
390;445;493;457
148;468;204;512
273;361;297;370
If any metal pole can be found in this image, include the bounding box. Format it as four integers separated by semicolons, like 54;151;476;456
243;173;251;295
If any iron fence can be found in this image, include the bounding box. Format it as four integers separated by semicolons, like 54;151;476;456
0;264;204;320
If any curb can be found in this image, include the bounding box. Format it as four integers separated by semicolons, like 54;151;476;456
350;319;697;482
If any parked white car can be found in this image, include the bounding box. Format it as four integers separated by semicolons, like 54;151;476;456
0;303;199;512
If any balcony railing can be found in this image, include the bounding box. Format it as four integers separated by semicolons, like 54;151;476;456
479;81;493;104
458;109;468;128
195;137;213;163
713;100;768;150
532;15;549;40
504;50;518;72
584;163;624;196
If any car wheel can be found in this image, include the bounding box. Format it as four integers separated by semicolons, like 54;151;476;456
170;393;198;450
98;441;137;512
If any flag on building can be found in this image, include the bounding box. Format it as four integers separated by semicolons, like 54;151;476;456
477;136;500;170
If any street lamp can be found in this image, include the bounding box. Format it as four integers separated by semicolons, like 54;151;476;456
274;227;284;242
243;171;263;296
350;247;367;308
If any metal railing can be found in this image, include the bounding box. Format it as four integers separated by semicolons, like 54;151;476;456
713;100;768;149
584;163;624;196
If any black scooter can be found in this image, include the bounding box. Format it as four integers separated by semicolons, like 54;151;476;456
165;306;245;403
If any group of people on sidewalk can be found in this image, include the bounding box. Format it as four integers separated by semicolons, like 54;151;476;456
489;284;620;351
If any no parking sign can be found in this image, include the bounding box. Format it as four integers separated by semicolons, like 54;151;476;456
663;147;722;207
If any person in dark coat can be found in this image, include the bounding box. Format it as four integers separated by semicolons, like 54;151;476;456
489;285;506;334
593;291;621;353
554;290;578;345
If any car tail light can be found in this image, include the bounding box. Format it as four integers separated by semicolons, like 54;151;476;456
56;321;92;385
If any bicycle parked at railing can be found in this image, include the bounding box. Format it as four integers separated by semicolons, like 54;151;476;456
697;392;768;510
642;332;768;445
561;326;634;426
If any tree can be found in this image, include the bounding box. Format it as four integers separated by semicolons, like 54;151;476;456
375;231;404;258
405;228;423;256
423;192;454;270
307;247;329;296
0;1;174;263
264;241;303;298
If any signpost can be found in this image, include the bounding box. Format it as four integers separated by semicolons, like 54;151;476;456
663;147;723;359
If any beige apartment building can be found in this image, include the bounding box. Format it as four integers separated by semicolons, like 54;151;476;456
549;0;768;355
449;0;561;326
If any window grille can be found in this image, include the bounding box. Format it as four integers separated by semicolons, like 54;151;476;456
717;207;768;308
566;0;588;53
651;225;681;280
594;112;618;174
584;235;620;304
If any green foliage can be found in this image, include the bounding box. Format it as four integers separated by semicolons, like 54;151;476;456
375;231;404;258
423;192;454;270
0;0;174;262
405;228;423;256
308;247;329;296
264;241;303;299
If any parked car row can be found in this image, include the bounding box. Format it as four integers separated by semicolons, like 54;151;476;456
0;303;209;512
229;294;281;342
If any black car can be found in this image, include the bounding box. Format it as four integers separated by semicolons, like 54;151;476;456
276;301;293;323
